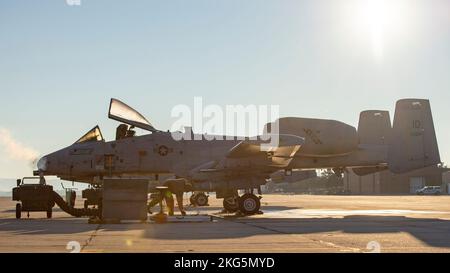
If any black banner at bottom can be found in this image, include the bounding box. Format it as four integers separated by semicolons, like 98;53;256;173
0;253;446;272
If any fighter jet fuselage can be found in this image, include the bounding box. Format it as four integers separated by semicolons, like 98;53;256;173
39;131;385;181
36;98;441;201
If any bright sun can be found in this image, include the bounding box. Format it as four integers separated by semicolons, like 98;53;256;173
351;0;412;61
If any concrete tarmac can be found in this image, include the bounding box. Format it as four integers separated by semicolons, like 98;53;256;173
1;195;450;253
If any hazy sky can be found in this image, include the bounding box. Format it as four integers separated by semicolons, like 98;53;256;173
0;0;449;179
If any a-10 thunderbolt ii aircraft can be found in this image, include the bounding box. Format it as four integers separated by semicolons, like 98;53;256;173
35;98;440;214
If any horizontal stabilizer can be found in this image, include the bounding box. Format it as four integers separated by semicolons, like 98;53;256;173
352;166;388;176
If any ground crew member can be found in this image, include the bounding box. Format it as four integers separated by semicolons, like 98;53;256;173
147;190;176;216
164;179;187;216
147;178;191;216
164;189;176;216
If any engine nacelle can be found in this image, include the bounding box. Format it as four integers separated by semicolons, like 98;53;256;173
265;117;358;156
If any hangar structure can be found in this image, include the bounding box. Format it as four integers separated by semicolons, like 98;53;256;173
344;165;449;194
442;171;450;195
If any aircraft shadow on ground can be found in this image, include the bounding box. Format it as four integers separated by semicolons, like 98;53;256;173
0;216;99;235
1;205;297;214
139;215;450;248
1;213;449;248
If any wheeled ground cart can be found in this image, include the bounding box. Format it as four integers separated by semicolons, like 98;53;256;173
12;177;55;219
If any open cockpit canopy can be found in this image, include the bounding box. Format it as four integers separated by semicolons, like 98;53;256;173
75;126;104;144
108;98;156;132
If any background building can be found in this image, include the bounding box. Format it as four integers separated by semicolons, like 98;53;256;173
344;165;449;194
442;171;450;195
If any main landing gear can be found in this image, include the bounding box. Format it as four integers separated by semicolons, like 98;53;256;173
223;193;261;215
238;193;261;215
223;196;239;213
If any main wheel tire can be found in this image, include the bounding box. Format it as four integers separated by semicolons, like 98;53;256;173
47;209;52;219
223;196;239;213
190;193;198;206
238;194;261;215
195;193;209;207
15;203;21;219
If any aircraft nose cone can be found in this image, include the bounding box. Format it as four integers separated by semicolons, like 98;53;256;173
37;156;48;171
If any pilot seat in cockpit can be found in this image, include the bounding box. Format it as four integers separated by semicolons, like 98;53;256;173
116;124;136;140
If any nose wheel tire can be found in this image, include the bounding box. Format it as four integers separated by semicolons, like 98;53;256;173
238;194;261;215
15;203;21;219
223;196;239;213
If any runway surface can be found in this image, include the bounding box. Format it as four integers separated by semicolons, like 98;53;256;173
1;194;449;253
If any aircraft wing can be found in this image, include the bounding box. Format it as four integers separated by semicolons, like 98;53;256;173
227;134;304;159
268;144;303;167
183;134;304;180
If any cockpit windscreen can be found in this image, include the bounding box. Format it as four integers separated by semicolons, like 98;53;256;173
75;126;105;144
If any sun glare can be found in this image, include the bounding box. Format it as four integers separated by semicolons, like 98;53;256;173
351;0;411;62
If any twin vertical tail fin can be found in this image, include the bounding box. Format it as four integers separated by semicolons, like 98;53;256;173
388;99;440;173
358;110;391;145
352;110;391;176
